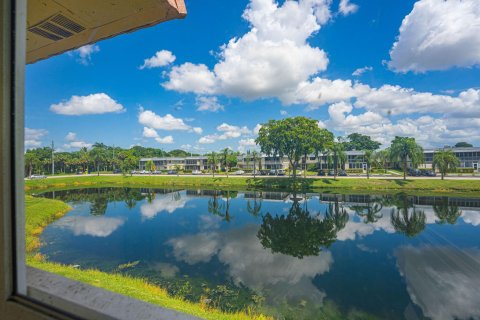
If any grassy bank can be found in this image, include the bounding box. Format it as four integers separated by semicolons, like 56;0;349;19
25;196;270;320
25;175;480;195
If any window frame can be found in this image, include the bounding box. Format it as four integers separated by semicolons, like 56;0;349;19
0;1;196;319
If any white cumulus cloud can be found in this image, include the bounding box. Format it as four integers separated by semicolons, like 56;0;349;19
50;93;125;115
352;66;372;76
338;0;358;16
139;50;176;69
196;96;224;112
389;0;480;72
62;132;92;150
25;128;48;148
70;44;100;65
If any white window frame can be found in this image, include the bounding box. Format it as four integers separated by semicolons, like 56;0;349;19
0;1;196;319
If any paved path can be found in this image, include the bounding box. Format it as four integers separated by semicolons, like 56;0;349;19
28;173;480;180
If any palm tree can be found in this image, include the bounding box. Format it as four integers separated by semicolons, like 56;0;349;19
433;197;462;224
221;148;231;177
207;190;223;216
362;150;374;179
373;149;390;174
251;150;259;177
89;146;106;176
390;196;426;237
24;152;39;177
433;149;460;180
245;150;251;173
207;152;218;177
79;147;90;172
389;136;424;180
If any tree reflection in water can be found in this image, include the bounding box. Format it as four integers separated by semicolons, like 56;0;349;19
350;197;383;224
433;197;462;225
246;191;263;217
257;192;345;258
208;190;238;222
390;194;426;237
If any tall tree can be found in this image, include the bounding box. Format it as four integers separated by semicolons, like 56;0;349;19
24;151;40;177
344;133;381;151
207;151;218;177
433;149;460;180
89;146;107;176
363;150;373;179
454;142;473;148
373;149;390;174
389;136;424;180
251;150;260;177
256;117;327;179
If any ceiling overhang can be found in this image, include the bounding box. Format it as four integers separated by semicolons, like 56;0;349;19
27;0;186;64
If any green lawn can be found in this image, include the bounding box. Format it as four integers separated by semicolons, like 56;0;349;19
25;175;480;195
25;196;270;320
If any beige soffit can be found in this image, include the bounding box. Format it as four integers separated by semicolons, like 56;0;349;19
26;0;186;64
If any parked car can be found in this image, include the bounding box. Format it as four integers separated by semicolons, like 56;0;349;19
234;170;245;175
408;168;422;176
131;170;138;175
260;170;269;176
327;170;335;176
276;169;285;176
339;170;348;176
29;174;47;179
268;170;277;176
76;171;84;175
423;170;436;177
113;169;122;174
192;170;202;175
152;170;161;175
317;170;326;176
167;170;177;175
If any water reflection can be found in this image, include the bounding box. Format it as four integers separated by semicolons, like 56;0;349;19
37;188;480;319
257;192;339;259
396;246;480;320
433;197;462;225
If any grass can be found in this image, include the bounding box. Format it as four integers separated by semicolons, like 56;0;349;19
25;175;480;195
25;196;271;320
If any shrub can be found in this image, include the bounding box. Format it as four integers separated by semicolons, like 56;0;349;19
346;168;363;174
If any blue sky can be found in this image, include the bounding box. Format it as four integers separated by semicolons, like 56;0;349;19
25;0;480;152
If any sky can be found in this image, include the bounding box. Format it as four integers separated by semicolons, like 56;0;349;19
25;0;480;153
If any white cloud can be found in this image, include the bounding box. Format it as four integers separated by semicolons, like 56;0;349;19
461;210;480;226
389;0;480;72
50;93;125;115
192;127;203;134
140;192;189;219
155;136;174;144
253;124;262;135
162;63;216;94
55;216;124;237
139;50;176;69
352;66;372;76
338;0;358;16
198;123;252;144
238;138;258;152
142;126;174;144
25;128;48;148
396;246;480;320
280;110;288;116
196;96;224;112
168;225;333;305
163;0;331;100
70;44;100;65
62;132;92;149
138;109;192;131
142;127;159;138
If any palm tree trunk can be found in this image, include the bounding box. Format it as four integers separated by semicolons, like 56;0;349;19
403;158;407;180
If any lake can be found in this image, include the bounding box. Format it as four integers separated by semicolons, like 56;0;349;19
36;187;480;320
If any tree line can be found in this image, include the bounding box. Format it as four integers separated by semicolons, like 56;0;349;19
25;117;468;179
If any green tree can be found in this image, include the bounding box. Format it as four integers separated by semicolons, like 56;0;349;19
363;150;374;179
390;194;425;237
344;133;381;151
246;191;262;216
145;159;156;173
373;149;390;174
121;154;138;176
245;150;251;172
454;142;473;148
251;150;260;177
313;129;334;171
389;136;424;180
433;149;460;180
24;151;40;177
351;199;383;223
89;146;107;176
207;151;218;177
256;117;327;179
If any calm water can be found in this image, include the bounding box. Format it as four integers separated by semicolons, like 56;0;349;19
37;188;480;320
